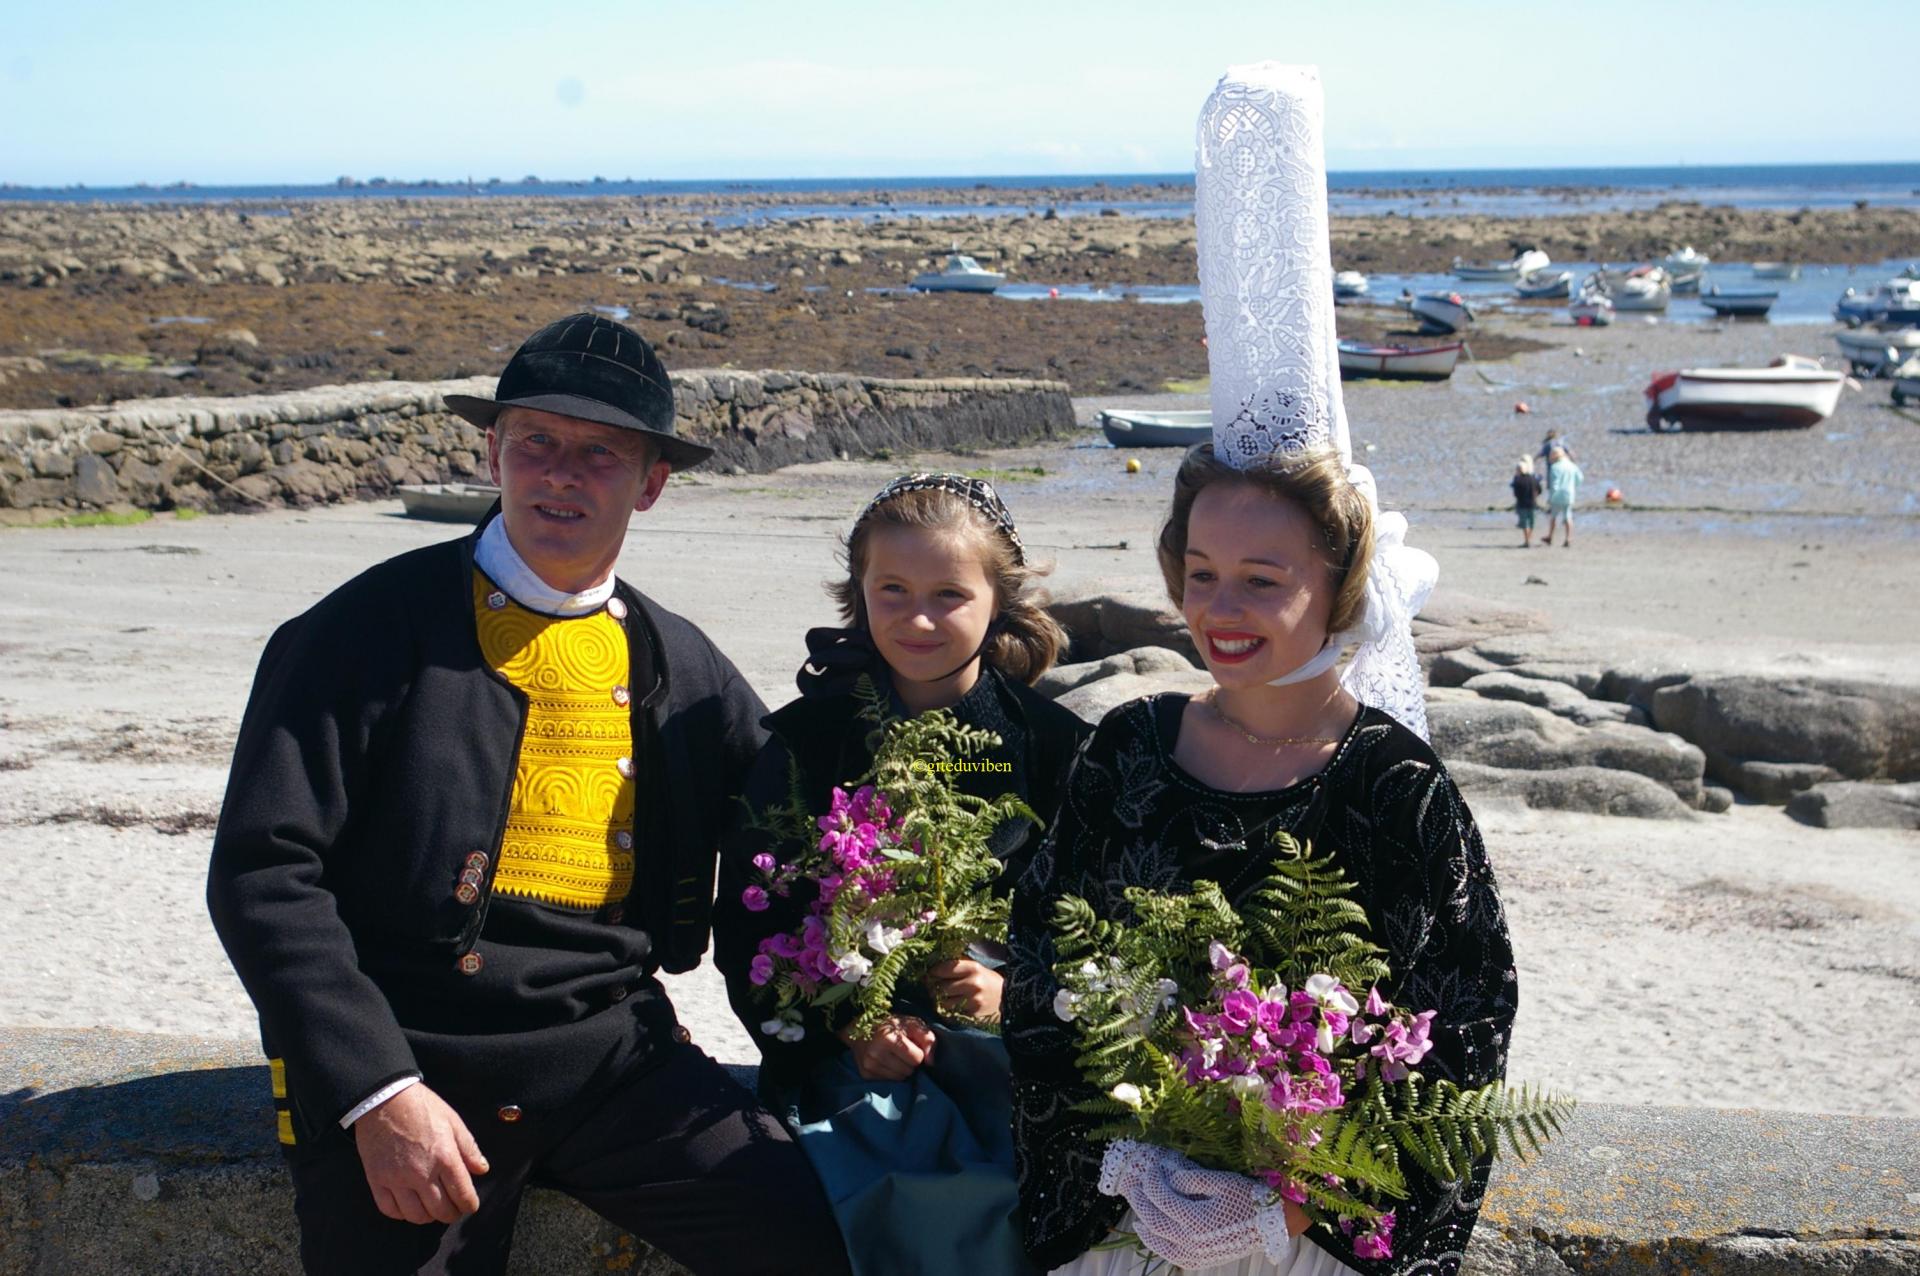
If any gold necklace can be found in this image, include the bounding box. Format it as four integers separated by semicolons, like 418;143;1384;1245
1206;691;1339;748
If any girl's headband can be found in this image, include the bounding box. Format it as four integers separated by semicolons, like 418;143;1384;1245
854;472;1027;565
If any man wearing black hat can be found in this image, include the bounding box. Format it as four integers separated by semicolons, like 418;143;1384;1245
208;313;851;1275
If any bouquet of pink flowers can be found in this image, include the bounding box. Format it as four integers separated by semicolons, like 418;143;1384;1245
1050;831;1569;1263
744;700;1034;1042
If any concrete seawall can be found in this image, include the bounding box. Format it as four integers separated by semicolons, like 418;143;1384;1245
4;1028;1914;1275
0;371;1075;517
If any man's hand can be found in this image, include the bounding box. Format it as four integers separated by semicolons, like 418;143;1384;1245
925;959;1003;1021
837;1015;937;1082
1284;1200;1310;1237
354;1083;489;1224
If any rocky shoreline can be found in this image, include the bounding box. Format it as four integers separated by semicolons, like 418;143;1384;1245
4;192;1912;408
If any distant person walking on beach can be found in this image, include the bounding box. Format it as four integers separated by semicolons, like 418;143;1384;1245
1545;445;1584;547
207;313;849;1276
1535;429;1575;479
1511;456;1543;547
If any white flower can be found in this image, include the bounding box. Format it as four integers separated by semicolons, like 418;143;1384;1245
1111;1083;1144;1109
834;950;874;984
1155;978;1181;1008
865;920;905;954
760;1018;787;1037
1208;940;1236;971
1200;1038;1223;1068
1317;1022;1335;1054
1079;961;1101;979
1304;973;1360;1015
1053;989;1081;1022
1228;1073;1266;1099
776;1024;806;1043
1304;973;1338;999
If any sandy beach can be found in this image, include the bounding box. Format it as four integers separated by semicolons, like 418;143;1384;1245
2;313;1917;1118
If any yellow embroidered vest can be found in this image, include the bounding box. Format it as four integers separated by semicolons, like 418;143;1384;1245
473;574;636;908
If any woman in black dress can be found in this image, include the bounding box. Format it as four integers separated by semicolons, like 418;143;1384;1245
1005;446;1518;1276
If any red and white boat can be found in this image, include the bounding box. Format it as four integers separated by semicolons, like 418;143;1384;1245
1644;355;1846;431
1337;339;1463;381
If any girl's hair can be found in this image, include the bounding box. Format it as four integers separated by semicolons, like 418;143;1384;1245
1155;444;1375;636
830;486;1066;684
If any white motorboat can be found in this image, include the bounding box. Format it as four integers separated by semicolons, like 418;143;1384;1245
1663;246;1710;293
1611;265;1672;312
1701;286;1779;318
909;253;1006;293
1336;339;1463;381
1644;355;1845;431
399;482;500;522
1751;262;1801;280
1515;268;1573;299
1834;325;1920;375
1569;274;1615;325
1409;291;1474;333
1097;408;1211;448
1832;271;1920;327
1333;270;1370;301
1453;249;1549;282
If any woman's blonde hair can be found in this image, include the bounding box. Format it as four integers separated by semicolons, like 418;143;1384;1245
830;487;1066;684
1155;444;1375;636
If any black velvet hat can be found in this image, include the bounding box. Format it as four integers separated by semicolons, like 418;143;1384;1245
443;312;712;469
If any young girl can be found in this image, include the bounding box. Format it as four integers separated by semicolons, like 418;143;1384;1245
714;473;1091;1276
1004;446;1517;1276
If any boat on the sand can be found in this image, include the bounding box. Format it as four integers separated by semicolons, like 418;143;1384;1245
1333;270;1370;301
1644;355;1845;431
1409;291;1474;333
1834;325;1920;375
1892;356;1920;407
1751;261;1801;280
1515;268;1573;299
1097;408;1211;448
1611;265;1672;312
399;482;500;522
909;253;1006;293
1336;339;1462;381
1700;286;1779;318
1663;246;1710;292
1570;274;1615;325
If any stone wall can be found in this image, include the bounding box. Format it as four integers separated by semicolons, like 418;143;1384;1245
0;371;1074;517
4;1029;1915;1275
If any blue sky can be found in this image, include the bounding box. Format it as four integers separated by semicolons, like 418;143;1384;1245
3;0;1912;185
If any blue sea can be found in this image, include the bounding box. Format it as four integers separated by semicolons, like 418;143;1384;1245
5;163;1918;221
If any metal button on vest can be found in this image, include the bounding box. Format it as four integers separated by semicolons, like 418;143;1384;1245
465;851;489;872
673;1025;693;1045
614;830;633;851
457;952;484;976
615;756;635;779
606;597;628;621
496;1104;522;1123
454;881;480;906
611;685;631;707
604;904;625;925
608;985;628;1003
486;591;508;611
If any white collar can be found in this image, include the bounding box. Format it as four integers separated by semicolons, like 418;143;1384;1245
475;516;618;618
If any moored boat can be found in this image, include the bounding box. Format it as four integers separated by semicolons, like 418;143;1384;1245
1751;261;1801;280
1333;270;1369;301
1663;245;1709;293
1569;274;1614;325
1611;265;1672;312
1700;286;1779;318
1453;248;1549;282
1834;325;1920;375
910;253;1006;293
1410;291;1474;333
1515;268;1573;299
1097;408;1212;448
1892;356;1919;407
1336;339;1463;381
398;482;501;522
1643;355;1845;431
1834;269;1920;327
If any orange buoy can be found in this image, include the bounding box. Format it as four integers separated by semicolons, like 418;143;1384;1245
1048;287;1059;299
1606;487;1624;504
1514;401;1531;414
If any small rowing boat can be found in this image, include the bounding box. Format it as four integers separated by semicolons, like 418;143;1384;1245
1097;408;1212;448
1336;340;1463;381
398;482;500;522
1644;356;1845;431
1700;287;1779;318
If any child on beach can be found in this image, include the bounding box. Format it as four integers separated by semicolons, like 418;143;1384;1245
1545;445;1584;546
713;473;1090;1276
1511;456;1542;547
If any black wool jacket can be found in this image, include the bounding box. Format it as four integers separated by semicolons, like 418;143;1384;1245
207;515;767;1133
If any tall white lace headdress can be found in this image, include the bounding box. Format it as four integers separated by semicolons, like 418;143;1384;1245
1195;62;1439;739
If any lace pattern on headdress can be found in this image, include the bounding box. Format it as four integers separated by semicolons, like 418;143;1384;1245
854;472;1026;564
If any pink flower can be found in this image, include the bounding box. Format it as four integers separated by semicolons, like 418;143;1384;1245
741;886;770;912
1364;985;1389;1017
1255;998;1291;1037
748;954;774;986
1220;990;1260;1035
751;852;776;874
1353;1212;1396;1261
